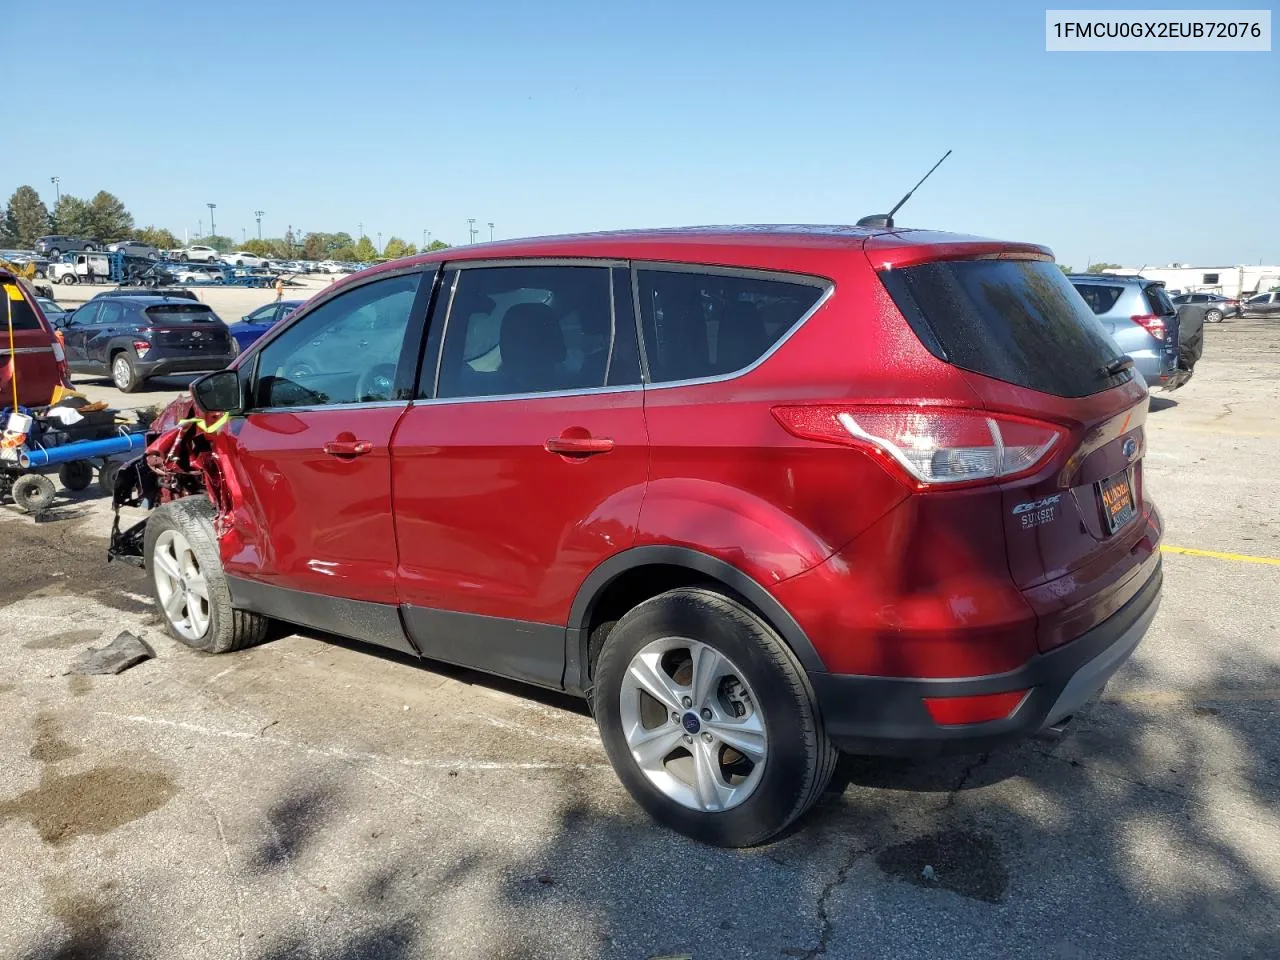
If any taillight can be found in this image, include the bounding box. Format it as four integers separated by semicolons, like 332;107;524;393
771;405;1066;489
1131;314;1166;340
133;339;151;358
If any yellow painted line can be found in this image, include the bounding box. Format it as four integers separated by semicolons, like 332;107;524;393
1161;544;1280;567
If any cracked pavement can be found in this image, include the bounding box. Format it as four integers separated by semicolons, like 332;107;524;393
1;318;1278;959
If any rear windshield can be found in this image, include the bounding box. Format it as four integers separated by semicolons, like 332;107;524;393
1144;284;1176;316
1072;284;1124;315
144;304;218;323
880;259;1129;399
1;287;45;331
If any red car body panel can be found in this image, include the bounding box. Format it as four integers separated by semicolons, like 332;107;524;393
216;407;404;604
389;391;649;624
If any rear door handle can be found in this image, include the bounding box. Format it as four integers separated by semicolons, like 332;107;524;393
544;436;615;456
323;439;373;457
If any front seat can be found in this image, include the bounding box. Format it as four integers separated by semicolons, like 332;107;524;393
498;303;566;394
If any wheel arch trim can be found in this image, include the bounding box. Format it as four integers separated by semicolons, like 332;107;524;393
564;545;827;695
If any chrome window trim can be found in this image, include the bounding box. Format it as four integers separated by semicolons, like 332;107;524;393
250;400;409;415
631;260;833;287
410;383;641;408
632;264;835;392
0;346;54;355
450;257;628;270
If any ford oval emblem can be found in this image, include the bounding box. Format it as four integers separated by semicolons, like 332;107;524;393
1122;437;1137;460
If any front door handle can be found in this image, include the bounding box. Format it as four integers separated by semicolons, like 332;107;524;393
544;435;615;456
323;439;373;457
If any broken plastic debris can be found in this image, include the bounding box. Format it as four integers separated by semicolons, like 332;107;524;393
67;632;155;676
922;864;937;881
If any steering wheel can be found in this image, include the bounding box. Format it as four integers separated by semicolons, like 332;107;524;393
356;363;397;402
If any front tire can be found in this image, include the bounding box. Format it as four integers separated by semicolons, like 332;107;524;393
112;352;140;392
145;497;269;653
61;274;77;285
592;587;837;847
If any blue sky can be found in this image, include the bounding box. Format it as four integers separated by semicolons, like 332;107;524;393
4;1;1276;267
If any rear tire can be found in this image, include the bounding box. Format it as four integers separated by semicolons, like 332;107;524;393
592;587;836;847
48;248;61;258
144;497;269;653
59;461;94;492
1206;308;1223;323
112;352;140;392
12;473;57;513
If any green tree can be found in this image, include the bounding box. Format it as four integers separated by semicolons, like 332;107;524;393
426;239;450;252
1086;262;1122;274
353;235;377;262
0;205;12;247
4;186;50;248
1057;264;1074;274
240;238;274;257
382;236;417;259
52;195;95;238
135;226;181;250
87;191;133;242
330;245;357;261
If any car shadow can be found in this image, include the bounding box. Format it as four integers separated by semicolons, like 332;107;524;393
1149;396;1178;412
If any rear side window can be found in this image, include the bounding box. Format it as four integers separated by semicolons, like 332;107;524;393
1;287;45;331
144;305;218;323
1071;283;1124;315
636;269;825;383
882;259;1128;399
434;265;613;399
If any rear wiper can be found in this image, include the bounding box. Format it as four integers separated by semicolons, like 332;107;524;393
1104;355;1135;376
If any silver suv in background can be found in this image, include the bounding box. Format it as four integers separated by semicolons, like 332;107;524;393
1069;274;1190;390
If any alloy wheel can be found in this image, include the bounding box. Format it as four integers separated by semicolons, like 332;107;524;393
112;356;132;390
619;637;767;813
152;529;210;641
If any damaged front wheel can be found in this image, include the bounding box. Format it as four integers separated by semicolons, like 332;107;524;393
144;497;269;653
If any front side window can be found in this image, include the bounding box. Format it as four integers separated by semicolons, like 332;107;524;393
434;265;613;399
1249;293;1271;303
253;272;421;408
636;269;825;383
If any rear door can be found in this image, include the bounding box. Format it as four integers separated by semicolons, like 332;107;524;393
877;256;1157;652
390;262;648;688
216;269;429;648
0;279;63;407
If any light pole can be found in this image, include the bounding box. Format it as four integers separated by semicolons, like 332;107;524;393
422;228;427;249
377;232;382;255
427;231;432;249
50;176;60;207
488;222;494;242
467;218;476;244
358;221;363;240
254;210;264;240
241;227;247;244
207;203;216;240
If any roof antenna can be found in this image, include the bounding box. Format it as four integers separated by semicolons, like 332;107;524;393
856;149;952;230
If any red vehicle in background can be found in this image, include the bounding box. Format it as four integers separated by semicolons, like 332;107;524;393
110;224;1162;847
1;271;71;410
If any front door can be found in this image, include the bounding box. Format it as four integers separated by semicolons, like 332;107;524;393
391;263;648;687
60;301;101;370
215;269;430;653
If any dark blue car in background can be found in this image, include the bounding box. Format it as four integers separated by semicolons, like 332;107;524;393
230;299;305;351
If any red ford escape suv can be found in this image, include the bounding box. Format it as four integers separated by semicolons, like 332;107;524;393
110;225;1162;847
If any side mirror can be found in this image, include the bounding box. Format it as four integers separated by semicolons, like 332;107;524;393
192;369;244;415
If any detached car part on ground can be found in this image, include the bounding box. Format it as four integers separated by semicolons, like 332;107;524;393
107;225;1163;847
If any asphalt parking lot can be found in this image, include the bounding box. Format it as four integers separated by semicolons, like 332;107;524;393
1;317;1277;959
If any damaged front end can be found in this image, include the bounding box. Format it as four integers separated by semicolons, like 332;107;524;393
108;393;233;566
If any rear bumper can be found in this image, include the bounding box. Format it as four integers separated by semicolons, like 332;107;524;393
810;560;1162;756
136;354;234;377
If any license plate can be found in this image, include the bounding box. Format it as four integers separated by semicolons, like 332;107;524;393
1098;470;1136;534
